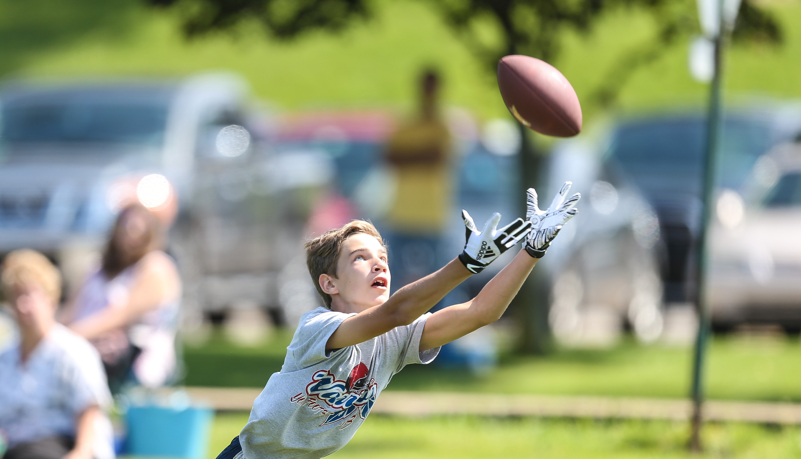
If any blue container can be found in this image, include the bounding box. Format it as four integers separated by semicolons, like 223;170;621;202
125;405;214;459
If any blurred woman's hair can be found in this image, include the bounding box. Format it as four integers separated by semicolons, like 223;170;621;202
1;249;62;304
101;204;162;279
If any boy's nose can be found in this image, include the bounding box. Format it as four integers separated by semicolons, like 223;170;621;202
374;261;387;272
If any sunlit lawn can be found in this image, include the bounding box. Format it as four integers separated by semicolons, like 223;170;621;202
184;320;801;458
208;411;801;459
183;327;801;403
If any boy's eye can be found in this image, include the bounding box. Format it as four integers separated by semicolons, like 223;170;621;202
355;255;365;261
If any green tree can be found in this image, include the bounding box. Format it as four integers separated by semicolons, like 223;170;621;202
0;0;145;77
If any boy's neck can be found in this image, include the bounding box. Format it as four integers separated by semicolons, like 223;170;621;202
330;299;374;315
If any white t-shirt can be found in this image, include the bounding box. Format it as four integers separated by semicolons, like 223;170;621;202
239;307;439;459
72;253;179;389
0;324;115;459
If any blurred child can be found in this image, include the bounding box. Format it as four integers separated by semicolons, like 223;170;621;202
0;250;114;459
61;204;182;393
217;184;579;459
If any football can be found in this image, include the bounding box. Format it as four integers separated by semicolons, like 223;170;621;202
497;55;582;137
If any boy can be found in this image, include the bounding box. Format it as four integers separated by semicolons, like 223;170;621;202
0;250;114;459
221;183;580;459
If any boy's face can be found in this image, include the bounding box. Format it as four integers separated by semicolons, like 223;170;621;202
328;233;390;311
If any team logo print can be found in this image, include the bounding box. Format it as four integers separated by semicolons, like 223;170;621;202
347;363;369;391
290;364;377;429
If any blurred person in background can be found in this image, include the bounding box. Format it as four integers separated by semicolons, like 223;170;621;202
383;67;455;290
0;250;114;459
60;204;181;394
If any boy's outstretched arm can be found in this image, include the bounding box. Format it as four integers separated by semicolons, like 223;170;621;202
327;213;530;351
420;182;580;351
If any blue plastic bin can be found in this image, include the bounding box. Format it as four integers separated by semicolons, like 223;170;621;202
125;404;214;459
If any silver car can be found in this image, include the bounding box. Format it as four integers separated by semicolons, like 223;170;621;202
0;73;327;323
708;140;801;333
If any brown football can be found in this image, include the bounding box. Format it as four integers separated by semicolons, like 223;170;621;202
497;55;582;137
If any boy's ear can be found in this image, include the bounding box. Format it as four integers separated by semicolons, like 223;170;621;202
319;274;339;296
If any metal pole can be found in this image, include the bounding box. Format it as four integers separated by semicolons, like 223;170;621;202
689;7;725;452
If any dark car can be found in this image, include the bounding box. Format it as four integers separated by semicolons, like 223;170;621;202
602;105;801;306
543;138;664;345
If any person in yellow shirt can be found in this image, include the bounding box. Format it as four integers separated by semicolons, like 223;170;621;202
384;68;454;289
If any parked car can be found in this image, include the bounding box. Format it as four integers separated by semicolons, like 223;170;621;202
601;104;801;306
708;140;801;332
0;73;327;325
542;138;665;345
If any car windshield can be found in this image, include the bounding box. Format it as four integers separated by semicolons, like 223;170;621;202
1;96;169;147
762;172;801;207
608;115;775;189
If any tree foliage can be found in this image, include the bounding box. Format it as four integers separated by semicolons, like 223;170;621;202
148;0;371;39
149;0;782;107
428;0;782;106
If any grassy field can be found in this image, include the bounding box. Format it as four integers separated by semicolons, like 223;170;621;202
186;329;801;458
182;328;801;403
209;411;801;459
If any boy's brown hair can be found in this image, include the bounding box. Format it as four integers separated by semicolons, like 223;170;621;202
305;220;385;309
1;249;62;304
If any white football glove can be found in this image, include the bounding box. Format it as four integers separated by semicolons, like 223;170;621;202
459;210;532;274
524;182;580;259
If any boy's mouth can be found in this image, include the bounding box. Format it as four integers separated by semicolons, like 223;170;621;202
371;277;388;288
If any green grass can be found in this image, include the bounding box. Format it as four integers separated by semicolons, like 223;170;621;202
4;0;801;127
182;329;801;403
184;327;801;458
208;411;801;459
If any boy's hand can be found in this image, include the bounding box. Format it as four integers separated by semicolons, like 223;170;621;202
459;210;532;274
525;182;580;258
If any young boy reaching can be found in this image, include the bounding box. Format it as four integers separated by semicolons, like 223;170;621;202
219;183;580;459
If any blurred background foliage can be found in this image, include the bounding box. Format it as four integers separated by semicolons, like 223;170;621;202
0;0;799;125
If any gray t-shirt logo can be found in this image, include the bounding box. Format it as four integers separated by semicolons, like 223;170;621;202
292;367;377;428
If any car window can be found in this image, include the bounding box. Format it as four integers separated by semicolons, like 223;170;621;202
610;118;705;166
762;172;801;207
607;115;774;189
1;99;168;147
